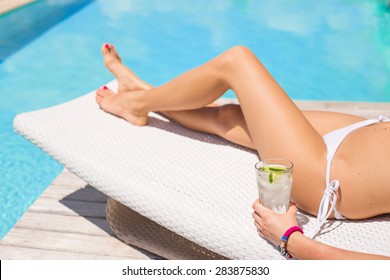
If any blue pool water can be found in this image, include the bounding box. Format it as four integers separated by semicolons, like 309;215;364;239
0;0;389;239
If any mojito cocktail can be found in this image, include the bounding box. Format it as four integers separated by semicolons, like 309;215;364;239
255;158;293;214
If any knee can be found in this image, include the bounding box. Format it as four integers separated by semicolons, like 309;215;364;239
217;104;243;131
221;46;255;66
216;46;258;77
229;45;254;57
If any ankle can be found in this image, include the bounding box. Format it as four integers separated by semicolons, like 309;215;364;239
130;90;149;117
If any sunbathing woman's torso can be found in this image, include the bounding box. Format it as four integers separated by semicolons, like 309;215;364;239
331;121;390;219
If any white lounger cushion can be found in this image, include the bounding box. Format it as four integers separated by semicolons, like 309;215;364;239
14;80;390;259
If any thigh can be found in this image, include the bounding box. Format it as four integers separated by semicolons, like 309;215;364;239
224;47;327;169
212;106;366;145
219;47;368;213
302;110;366;136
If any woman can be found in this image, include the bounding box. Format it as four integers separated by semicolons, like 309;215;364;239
96;43;390;259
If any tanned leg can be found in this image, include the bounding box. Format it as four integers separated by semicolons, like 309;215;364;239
98;44;364;150
96;46;329;213
97;43;255;148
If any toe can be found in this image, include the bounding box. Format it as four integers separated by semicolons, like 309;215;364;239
101;43;108;54
96;88;103;97
96;89;106;98
101;43;113;55
96;87;115;97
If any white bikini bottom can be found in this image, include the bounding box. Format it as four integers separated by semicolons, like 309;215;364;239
307;115;390;238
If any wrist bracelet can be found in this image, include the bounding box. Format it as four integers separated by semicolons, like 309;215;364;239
277;226;303;258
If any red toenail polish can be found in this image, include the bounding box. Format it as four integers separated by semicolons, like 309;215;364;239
105;43;109;49
103;86;108;90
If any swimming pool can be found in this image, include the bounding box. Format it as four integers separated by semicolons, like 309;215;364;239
1;0;389;239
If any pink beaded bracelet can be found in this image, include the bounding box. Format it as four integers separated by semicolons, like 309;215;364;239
278;226;304;258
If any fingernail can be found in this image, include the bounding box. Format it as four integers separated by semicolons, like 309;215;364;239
103;86;108;90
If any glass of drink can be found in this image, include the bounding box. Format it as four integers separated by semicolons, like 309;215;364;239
255;158;293;214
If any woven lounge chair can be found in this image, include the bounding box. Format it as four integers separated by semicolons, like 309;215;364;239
14;80;390;259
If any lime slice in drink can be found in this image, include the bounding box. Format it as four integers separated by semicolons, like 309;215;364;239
268;172;274;183
268;166;288;172
266;165;288;183
259;166;270;172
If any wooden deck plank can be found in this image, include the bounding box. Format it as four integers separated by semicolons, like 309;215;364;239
294;100;390;118
0;170;160;260
0;228;150;259
13;212;112;236
40;184;107;202
50;169;91;188
28;197;107;218
0;245;132;260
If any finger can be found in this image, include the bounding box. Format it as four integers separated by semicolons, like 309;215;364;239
252;211;262;224
290;201;298;209
254;220;262;232
254;221;266;239
254;217;265;231
257;228;265;239
252;199;268;213
287;203;298;216
252;199;259;210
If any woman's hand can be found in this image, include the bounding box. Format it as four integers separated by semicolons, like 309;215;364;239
252;199;299;246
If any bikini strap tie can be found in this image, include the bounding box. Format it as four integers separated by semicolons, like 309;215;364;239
307;179;340;238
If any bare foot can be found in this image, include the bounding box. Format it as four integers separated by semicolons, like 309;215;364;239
102;43;152;93
96;87;148;126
